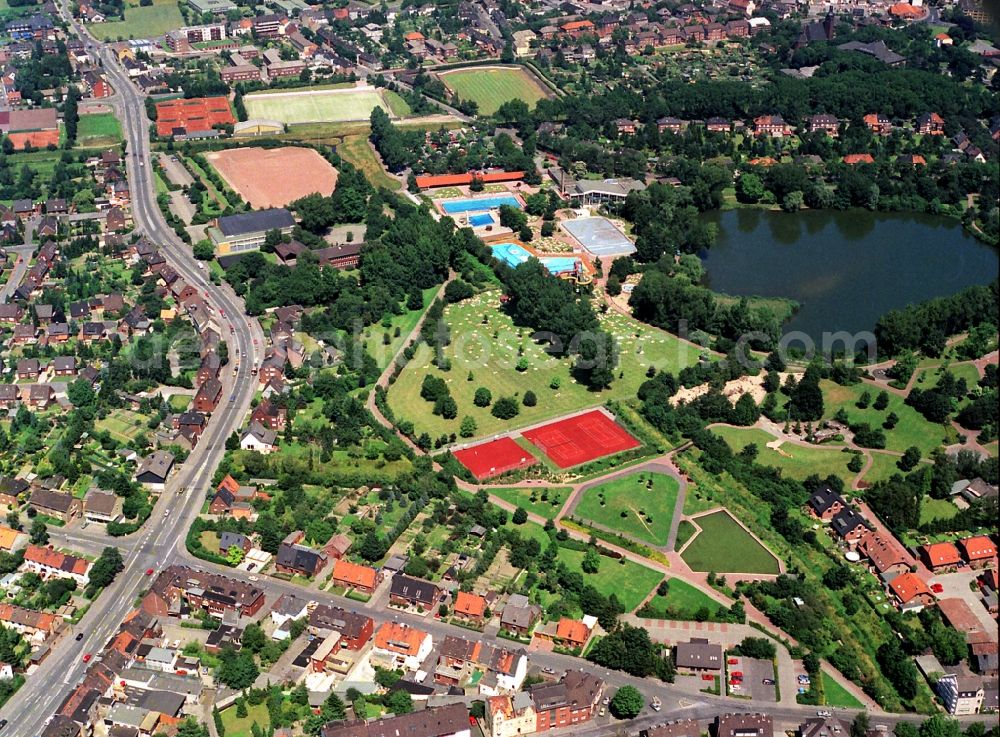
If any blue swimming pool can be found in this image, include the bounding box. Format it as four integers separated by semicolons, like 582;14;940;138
441;195;522;215
469;212;496;227
491;243;579;275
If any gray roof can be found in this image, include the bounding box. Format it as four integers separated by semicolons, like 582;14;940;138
218;208;294;237
674;638;722;670
136;450;174;482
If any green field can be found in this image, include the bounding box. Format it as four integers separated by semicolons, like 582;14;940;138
387;289;702;441
574;472;679;547
439;66;551;115
337;133;400;190
918;497;960;525
87;0;183;40
245;88;395;124
863;451;907;484
821;380;949;455
220;703;269;737
362;286;438;369
681;510;780;574
490;486;571;519
914;362;981;391
710;426;855;485
638;577;727;620
821;671;864;708
76;113;123;148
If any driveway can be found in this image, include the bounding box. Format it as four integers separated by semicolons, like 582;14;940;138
928;569;995;633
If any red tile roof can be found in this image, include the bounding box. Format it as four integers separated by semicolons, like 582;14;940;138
923;542;962;567
454;591;487;618
889;573;932;605
959;536;995;561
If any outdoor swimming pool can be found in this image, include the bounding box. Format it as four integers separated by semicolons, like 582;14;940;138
469;212;497;227
441;195;522;214
491;242;579;275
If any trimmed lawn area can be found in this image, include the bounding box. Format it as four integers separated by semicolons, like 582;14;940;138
821;380;948;455
383;90;412;117
918;497;959;526
638;577;726;620
76;113;123;148
245;88;392;124
674;520;696;550
821;671;864;708
710;425;854;485
863;451;908;484
220;703;269;737
387;289;701;441
439;66;550;115
168;394;191;412
913;362;981;392
87;0;183;40
681;510;780;574
490;486;571;520
574;471;679;547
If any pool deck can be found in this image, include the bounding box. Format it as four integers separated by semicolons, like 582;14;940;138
483;236;596;280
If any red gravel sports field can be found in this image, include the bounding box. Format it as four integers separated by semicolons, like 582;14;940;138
522;410;640;468
453;437;536;481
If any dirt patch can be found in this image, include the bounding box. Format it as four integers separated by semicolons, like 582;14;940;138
205;146;338;208
670;373;792;407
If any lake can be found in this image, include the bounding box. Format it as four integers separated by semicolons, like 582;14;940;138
701;209;999;342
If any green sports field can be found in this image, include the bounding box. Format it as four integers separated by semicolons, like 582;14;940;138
244;88;394;125
681;510;780;574
87;0;183;41
439;66;551;115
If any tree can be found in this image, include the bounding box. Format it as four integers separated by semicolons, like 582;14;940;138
491;396;519;419
226;545;244;566
29;518;48;546
589;624;673;680
193;241;215;260
242;622;267;653
512;507;528;525
898;446;921;472
459;416;477;438
473;387;492;407
736;172;765;203
873;391;890;411
851;713;870;737
609;686;644;719
522;390;537;407
385;688;413;715
735;636;776;660
217;650;259;690
582;546;601;574
86;546;124;596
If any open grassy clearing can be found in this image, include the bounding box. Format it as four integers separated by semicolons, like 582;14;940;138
821;671;865;708
219;703;269;737
913;362;982;391
574;471;679;547
638;576;726;620
76;113;123;148
361;287;438;369
386;289;701;441
862;451;908;484
337;134;400;191
87;0;183;40
489;486;571;519
821;380;948;455
681;510;780;574
245;88;393;124
918;497;960;525
710;425;855;485
439;66;550;116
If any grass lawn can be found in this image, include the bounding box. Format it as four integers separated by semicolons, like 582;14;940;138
439;66;550;115
681;510;780;574
220;703;269;737
245;88;393;124
87;0;183;40
918;497;959;526
490;486;571;520
574;471;679;547
863;451;907;484
199;530;221;556
387;289;701;441
913;362;981;391
710;425;855;485
76;113;123;148
383;90;412;118
674;520;696;550
821;671;864;708
821;380;948;455
361;286;438;369
638;577;726;620
337;134;400;190
168;394;191;412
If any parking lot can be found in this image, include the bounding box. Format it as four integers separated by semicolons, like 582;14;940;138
726;655;777;702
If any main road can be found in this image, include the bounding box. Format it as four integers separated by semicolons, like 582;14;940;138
0;6;264;735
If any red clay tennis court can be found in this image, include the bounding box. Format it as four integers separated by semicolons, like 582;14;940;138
522;410;640;468
453;437;537;481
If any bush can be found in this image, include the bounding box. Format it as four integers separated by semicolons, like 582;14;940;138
491;396;520;419
522;390;537;406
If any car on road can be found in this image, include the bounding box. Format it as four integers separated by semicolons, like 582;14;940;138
0;718;7;730
817;711;831;717
230;394;235;402
930;583;944;593
762;678;775;686
82;653;92;663
197;262;204;270
75;633;84;641
146;568;154;576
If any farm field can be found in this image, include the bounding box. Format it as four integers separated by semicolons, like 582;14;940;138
489;486;571;519
205;146;338;208
87;0;183;40
245;87;394;125
821;380;948;455
386;289;702;441
681;510;780;574
709;425;855;485
638;577;726;620
573;471;679;547
76;113;123;148
439;66;551;115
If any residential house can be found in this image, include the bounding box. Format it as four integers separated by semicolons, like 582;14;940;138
921;542;963;571
142;564;265;618
529;669;604;731
240;422;278;454
863;113;893;135
916;112;945;135
831;508;871;545
193;378;222;413
716;714;773;737
23;545;91;585
135;450;174;491
330;559;381;594
753;115;793;137
308;604;374;650
936;673;984;715
275;535;328;578
889;572;935;612
453;591;488;625
84;488;123;524
808;485;845;522
321;704;470;737
959;536;996;568
858;531;911;576
28;488;82;521
250;399;287;430
500;594;541;636
487;693;537;737
372;621;433;670
390;575;442;610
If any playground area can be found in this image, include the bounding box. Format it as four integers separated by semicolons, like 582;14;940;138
522;410;640;468
453;437;537;480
